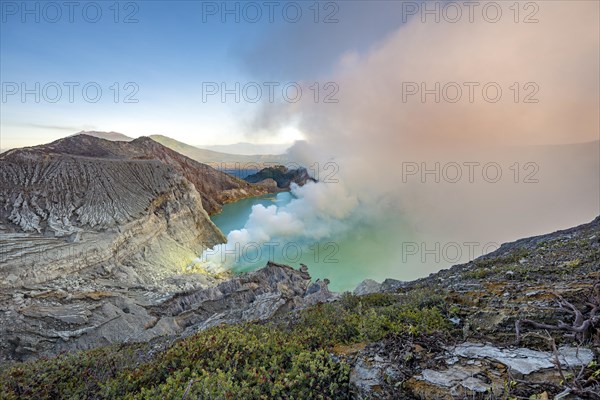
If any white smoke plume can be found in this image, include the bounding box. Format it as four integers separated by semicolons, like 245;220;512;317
198;181;359;271
203;1;599;280
256;1;599;236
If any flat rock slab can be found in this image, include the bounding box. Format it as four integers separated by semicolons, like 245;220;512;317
419;364;496;394
452;342;595;375
20;303;94;325
415;342;595;397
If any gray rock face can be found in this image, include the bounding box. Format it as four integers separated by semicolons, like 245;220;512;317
179;264;336;335
350;354;402;399
349;339;596;399
410;342;595;397
0;260;334;363
353;278;405;295
244;165;317;192
353;279;383;296
0;152;225;287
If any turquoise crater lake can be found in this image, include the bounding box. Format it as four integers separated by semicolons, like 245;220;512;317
210;192;417;292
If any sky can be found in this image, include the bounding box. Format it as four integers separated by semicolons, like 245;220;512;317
2;1;598;149
1;0;410;149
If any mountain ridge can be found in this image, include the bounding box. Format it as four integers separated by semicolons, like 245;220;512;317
149;134;289;169
63;131;290;168
4;134;269;215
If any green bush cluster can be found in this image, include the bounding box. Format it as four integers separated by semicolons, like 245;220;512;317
109;324;350;400
0;293;451;399
295;293;450;346
0;343;146;400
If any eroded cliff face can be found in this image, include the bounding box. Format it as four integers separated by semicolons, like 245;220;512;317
0;152;225;288
0;136;334;363
0;145;228;356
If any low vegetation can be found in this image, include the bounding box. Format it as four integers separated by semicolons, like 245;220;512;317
0;293;452;399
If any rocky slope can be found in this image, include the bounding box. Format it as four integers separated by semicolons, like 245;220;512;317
348;216;600;399
5;134;268;214
0;261;334;363
0;150;224;287
0;134;291;363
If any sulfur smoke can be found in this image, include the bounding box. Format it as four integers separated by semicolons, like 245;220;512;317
202;1;599;281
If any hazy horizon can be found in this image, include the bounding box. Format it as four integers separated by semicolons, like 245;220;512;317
2;1;598;150
0;130;295;155
3;129;599;153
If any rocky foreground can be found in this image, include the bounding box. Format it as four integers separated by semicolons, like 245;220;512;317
0;261;333;363
348;216;600;399
1;216;598;399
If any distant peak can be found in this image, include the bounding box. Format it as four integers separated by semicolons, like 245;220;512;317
71;131;133;142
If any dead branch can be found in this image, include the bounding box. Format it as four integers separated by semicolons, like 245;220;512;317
515;286;600;344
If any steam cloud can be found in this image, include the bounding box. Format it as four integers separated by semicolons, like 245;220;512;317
199;181;359;271
204;1;599;279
